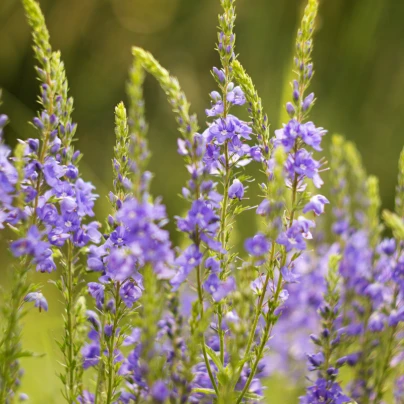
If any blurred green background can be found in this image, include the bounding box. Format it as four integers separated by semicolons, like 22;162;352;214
1;0;404;401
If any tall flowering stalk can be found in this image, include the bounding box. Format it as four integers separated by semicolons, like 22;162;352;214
0;0;101;401
130;47;219;397
0;95;33;402
300;255;352;403
230;0;330;401
82;55;174;403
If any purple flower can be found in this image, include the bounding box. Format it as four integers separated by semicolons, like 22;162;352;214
10;226;49;260
171;245;203;290
206;91;224;117
394;375;404;401
110;226;127;246
48;227;70;246
75;179;97;217
250;146;262;162
78;391;95;404
300;378;351;404
276;217;314;252
368;312;386;332
105;249;136;281
177;200;219;235
392;260;404;291
307;352;324;370
303;195;329;215
82;340;100;369
388;306;404;326
86;310;101;331
226;84;246;106
228;179;244;200
24;292;48;312
302;93;315;111
205;257;220;273
119;281;142;308
43;157;66;187
151;381;169;402
274;119;300;152
123;327;141;346
287;149;323;188
378;238;396;256
256;199;271;216
281;266;300;283
286;102;296;117
205;117;236;144
204;274;236;302
213;67;225;82
337;353;361;367
300;121;326;151
245;233;270;256
88;282;105;308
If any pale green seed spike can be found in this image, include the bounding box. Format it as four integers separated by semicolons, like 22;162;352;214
114;102;129;150
132;47;199;140
13;143;27;212
366;175;382;248
344;139;368;224
232;60;270;152
382;210;404;240
326;254;342;301
21;0;52;66
112;102;130;201
329;135;350;222
395;147;404;217
345;140;367;188
127;57;148;142
292;0;319;121
127;57;151;200
22;0;77;160
218;0;237;73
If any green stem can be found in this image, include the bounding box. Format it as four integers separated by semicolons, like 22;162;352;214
196;256;219;395
202;344;219;395
65;240;75;403
106;283;121;404
373;289;399;402
0;260;29;402
94;302;108;404
235;310;272;404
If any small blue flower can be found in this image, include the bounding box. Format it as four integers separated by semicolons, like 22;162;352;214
245;233;270;256
303;194;329;215
228;179;244;200
24;292;48;312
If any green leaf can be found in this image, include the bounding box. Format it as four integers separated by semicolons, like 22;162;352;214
204;344;224;372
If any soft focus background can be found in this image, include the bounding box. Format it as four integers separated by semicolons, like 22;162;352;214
1;0;404;402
